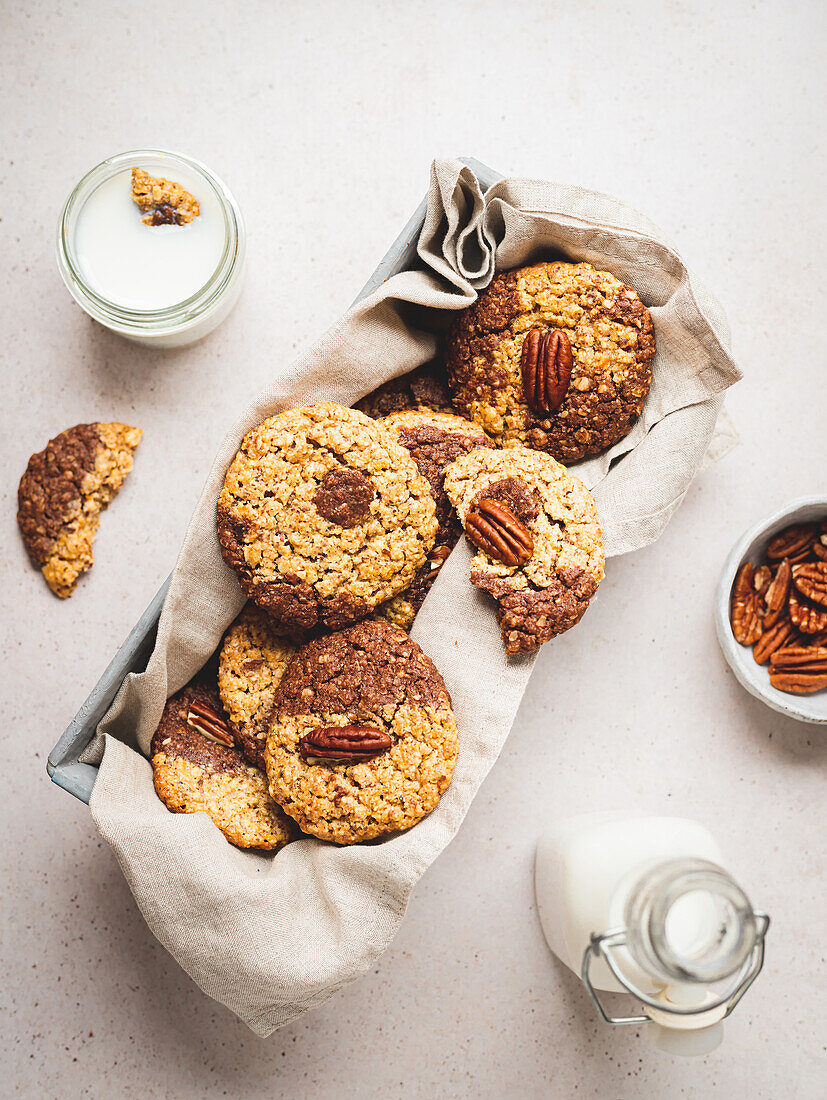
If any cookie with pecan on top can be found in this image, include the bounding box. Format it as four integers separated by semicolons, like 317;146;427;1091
444;446;604;655
446;261;655;463
265;620;458;845
151;682;297;851
17;422;142;598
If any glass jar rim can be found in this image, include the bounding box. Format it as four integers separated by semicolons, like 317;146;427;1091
625;858;757;985
56;148;244;335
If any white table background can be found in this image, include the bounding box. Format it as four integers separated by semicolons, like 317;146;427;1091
2;1;825;1096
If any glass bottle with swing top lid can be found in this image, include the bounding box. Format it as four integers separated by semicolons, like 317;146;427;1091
534;813;769;1056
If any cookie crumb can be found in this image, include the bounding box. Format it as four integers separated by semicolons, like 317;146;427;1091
130;167;200;226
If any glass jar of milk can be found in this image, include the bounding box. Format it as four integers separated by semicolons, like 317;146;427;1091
57;150;245;347
535;814;770;1056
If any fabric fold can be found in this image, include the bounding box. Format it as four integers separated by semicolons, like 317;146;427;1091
418;158;495;291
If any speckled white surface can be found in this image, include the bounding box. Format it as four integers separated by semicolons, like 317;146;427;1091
2;2;826;1096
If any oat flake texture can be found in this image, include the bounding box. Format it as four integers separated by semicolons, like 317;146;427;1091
85;158;741;1035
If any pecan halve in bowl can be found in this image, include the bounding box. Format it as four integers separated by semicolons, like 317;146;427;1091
715;496;827;725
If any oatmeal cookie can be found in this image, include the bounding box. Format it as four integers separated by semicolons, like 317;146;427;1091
131;167;200;226
265;620;458;844
374;410;494;629
151;682;296;851
446;261;655;463
443;446;604;654
217;403;438;631
218;603;301;770
354;360;453;419
17;422;142;598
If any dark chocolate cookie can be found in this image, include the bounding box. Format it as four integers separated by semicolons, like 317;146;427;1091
354;360;454;420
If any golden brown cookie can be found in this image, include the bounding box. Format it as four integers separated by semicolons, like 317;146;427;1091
444;446;604;654
150;682;296;851
374;410;494;629
130;167;200;226
354;360;453;419
218;603;301;770
446;261;655;463
265;620;458;845
217;403;438;631
17;422;142;598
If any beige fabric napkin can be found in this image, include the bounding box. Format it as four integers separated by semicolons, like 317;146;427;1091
86;159;741;1035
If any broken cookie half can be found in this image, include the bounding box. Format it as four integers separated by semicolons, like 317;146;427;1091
17;422;142;597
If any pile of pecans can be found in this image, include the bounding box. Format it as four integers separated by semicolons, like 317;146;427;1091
730;519;827;695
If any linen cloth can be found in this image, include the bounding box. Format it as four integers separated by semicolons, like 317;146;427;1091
86;159;741;1035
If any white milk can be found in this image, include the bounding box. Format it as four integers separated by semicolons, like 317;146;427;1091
73;166;225;311
535;813;767;1056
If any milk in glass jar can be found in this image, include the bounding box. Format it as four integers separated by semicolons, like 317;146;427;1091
535;814;770;1056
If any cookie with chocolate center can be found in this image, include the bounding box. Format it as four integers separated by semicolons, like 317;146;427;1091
217;403;438;631
218;604;302;770
151;682;297;851
265;620;458;845
17;422;142;598
446;261;655;463
444;446;604;654
374;410;494;629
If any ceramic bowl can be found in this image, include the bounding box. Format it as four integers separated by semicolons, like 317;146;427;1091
715;496;827;725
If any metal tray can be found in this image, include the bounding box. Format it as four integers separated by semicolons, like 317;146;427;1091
48;157;504;806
